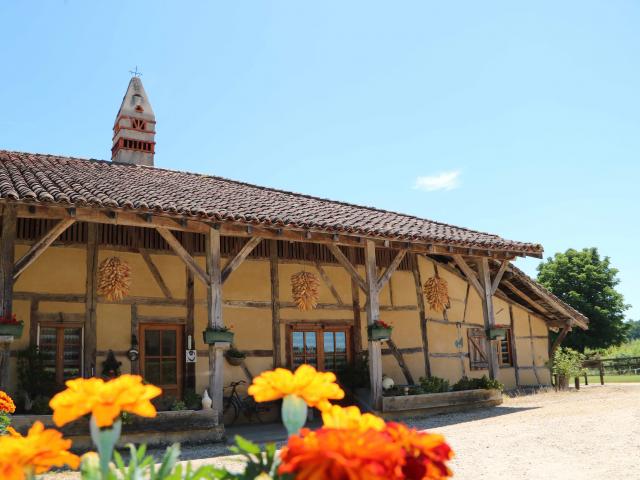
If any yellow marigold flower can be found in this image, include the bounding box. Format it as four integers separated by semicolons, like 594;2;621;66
0;421;80;479
321;405;385;432
248;364;344;411
49;374;162;428
0;390;16;414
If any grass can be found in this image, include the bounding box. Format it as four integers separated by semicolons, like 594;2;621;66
585;374;640;384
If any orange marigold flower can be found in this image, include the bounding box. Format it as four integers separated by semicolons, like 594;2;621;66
0;421;80;479
386;422;454;480
321;405;385;432
279;427;405;480
49;374;162;428
248;364;344;411
0;390;16;414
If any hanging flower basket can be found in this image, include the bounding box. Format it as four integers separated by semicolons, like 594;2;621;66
487;327;507;340
224;348;246;366
0;314;23;339
368;320;392;341
202;328;234;345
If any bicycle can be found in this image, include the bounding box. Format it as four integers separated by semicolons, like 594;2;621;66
222;380;270;425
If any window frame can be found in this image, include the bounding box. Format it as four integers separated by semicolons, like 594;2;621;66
468;326;514;370
286;324;352;372
37;322;84;386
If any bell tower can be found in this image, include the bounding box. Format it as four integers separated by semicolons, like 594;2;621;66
111;76;156;166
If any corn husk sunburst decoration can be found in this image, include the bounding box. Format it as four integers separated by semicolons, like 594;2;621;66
423;274;450;312
97;256;131;302
291;271;321;311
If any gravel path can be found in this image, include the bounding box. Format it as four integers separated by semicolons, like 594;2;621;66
44;384;640;479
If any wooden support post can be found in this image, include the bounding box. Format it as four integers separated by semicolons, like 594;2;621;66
364;240;383;410
13;218;75;281
574;376;580;390
477;258;499;381
205;227;224;417
599;362;605;385
527;314;541;384
411;254;431;378
0;205;16;322
490;260;509;295
184;233;196;391
550;325;570;357
269;240;281;368
348;248;362;354
84;224;99;377
130;305;139;374
509;305;520;387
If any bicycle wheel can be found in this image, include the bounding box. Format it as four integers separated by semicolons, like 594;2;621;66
222;396;239;425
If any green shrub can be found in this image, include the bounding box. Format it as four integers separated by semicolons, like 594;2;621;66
419;376;450;393
183;389;202;410
170;400;187;411
451;375;504;392
337;352;370;390
552;347;586;377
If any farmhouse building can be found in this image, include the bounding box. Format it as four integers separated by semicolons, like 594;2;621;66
0;77;587;418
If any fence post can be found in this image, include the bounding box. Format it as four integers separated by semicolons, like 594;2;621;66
574;377;580;390
599;362;605;385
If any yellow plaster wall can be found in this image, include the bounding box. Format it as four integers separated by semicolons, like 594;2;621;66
7;240;556;397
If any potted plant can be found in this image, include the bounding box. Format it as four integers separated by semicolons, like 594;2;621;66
487;327;507;340
552;347;585;391
224;347;246;366
0;313;24;339
202;325;234;344
367;320;392;341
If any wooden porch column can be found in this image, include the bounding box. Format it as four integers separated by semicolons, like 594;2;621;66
205;227;224;416
84;224;98;377
364;240;383;410
477;258;499;380
0;205;16;390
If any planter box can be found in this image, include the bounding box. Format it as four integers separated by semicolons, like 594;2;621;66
203;329;234;345
380;388;503;418
0;323;24;338
11;409;224;450
368;326;392;341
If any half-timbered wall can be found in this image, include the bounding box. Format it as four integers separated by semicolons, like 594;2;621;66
5;223;551;395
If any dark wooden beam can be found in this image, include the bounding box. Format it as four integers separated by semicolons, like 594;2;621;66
84;224;99;377
140;250;173;300
0;204;16;318
451;255;484;297
270;240;282;368
376;249;407;291
13;218;75;280
410;254;431;378
221;236;262;283
550;324;571;357
490;260;510;295
386;338;415;385
327;244;367;294
315;262;344;306
156;227;209;285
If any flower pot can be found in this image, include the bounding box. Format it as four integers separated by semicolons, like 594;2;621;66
225;354;245;366
487;327;506;340
368;326;392;341
0;323;23;339
202;329;234;345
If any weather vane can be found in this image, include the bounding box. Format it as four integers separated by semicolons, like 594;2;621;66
129;66;142;77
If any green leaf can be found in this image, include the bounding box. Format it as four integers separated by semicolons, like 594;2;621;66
234;435;261;454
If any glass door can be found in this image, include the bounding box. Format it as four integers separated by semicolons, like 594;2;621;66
140;324;183;400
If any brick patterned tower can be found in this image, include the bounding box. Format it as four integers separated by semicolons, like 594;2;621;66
111;77;156;166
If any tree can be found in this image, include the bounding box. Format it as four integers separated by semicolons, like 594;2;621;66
537;248;630;351
626;320;640;340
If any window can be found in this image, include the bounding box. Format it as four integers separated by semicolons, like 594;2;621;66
468;327;513;370
496;329;513;367
289;327;351;372
467;328;488;370
131;118;146;131
38;324;83;385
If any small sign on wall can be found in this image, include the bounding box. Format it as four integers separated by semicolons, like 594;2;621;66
185;350;197;363
185;335;196;363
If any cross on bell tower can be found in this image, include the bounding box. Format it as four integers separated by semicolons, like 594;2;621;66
111;75;156;166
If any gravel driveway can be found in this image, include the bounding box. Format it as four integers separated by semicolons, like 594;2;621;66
44;384;640;479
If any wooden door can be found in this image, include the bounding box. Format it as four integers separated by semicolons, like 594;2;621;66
140;324;183;400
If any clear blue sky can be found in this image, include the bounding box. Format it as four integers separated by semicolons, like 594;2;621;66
1;1;638;319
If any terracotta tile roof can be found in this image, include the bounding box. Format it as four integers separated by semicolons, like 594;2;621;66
0;150;543;256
